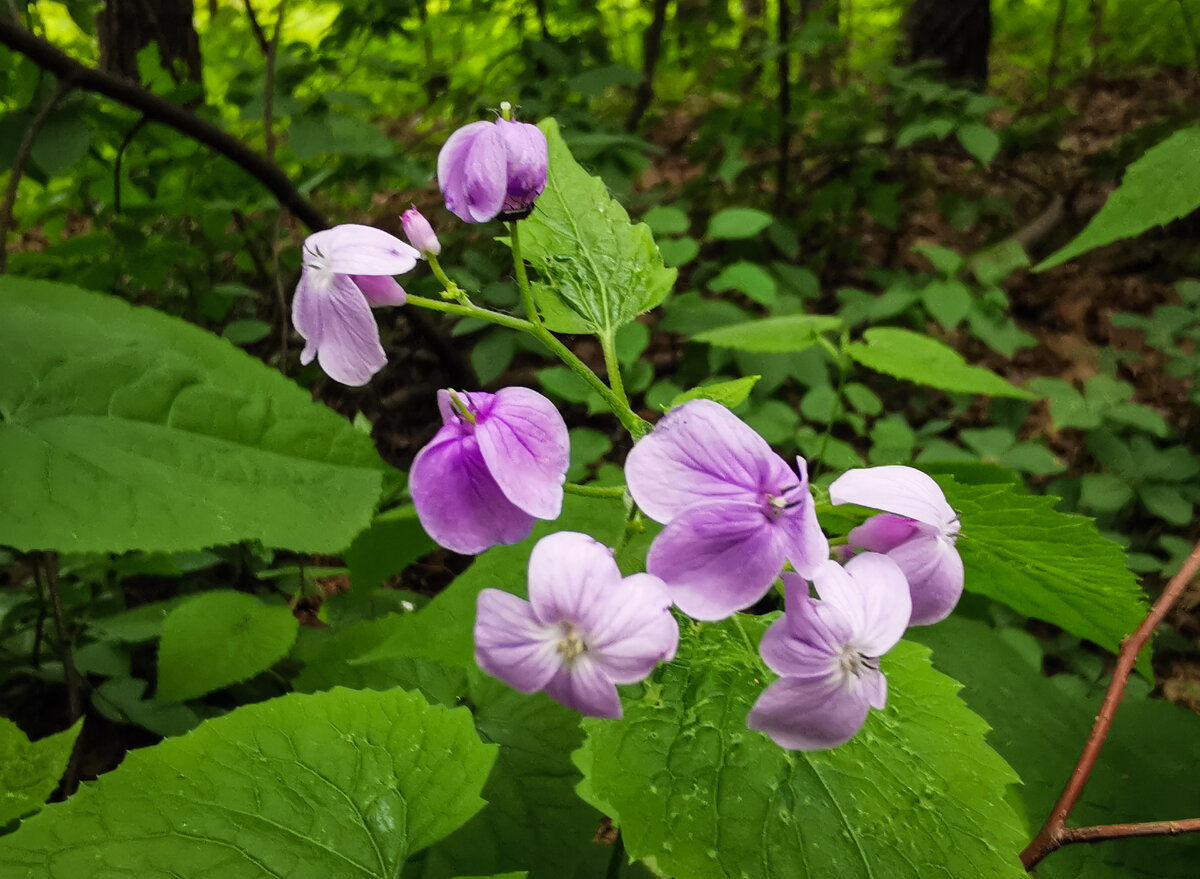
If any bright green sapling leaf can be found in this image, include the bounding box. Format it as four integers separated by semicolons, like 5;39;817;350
156;590;299;702
0;718;82;827
574;617;1027;879
517;119;676;334
1038;126;1200;270
0;688;496;878
846;327;1034;398
707;261;777;305
692;314;842;353
0;278;384;553
670;376;761;410
705;208;773;240
939;477;1147;657
957;121;1000;165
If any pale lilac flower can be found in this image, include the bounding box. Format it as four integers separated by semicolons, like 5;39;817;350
624;399;829;621
292;224;420;386
410;387;569;555
401;206;441;257
748;554;911;751
475;531;679;718
437;117;548;223
829;466;963;625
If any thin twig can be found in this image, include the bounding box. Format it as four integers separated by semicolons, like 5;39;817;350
37;551;85;796
1021;536;1200;870
113;115;149;214
0;78;72;274
261;0;289;371
1058;818;1200;846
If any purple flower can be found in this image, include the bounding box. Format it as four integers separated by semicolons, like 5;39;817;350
437;117;548;223
747;554;911;751
401;206;441;257
292;224;420;386
829;466;963;625
410;387;569;555
474;531;679;718
624;399;829;621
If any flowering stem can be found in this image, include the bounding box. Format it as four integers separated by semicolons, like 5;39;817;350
507;221;541;327
563;482;627;499
425;253;468;302
599;329;633;415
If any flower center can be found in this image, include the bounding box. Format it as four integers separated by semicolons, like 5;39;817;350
447;389;478;426
761;485;805;520
834;644;879;683
556;622;588;665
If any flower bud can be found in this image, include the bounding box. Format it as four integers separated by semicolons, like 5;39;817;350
401;206;441;257
437;116;549;224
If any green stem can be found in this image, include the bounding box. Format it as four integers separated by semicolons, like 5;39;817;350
563;482;627;499
507;221;541;326
405;293;530;332
813;333;850;479
599;329;632;414
425;252;466;302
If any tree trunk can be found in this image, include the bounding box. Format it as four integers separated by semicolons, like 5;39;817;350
800;0;839;91
625;0;671;131
97;0;202;85
902;0;991;88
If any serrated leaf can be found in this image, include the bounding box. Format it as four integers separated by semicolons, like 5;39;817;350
915;617;1200;879
707;261;777;305
670;376;761;410
1038;126;1200;270
517;119;676;334
574;618;1027;879
692;314;842;353
0;718;82;827
0;278;384;553
704;208;773;240
846;327;1034;398
0;688;495;877
939;477;1147;656
157;591;299;701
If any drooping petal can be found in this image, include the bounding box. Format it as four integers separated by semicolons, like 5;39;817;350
293;272;386;386
526;531;623;627
438;121;508;223
812;555;911;658
886;533;965;625
829;465;956;529
351;274;407;306
495;118;548;208
543;656;623;719
306;225;420;276
474;589;561;693
475;386;569;520
847;513;921;554
626;400;795;523
747;671;873;751
410;428;537;554
647;500;784;620
586;573;679;683
777;457;830;576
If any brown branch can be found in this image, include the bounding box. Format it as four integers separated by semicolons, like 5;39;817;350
1058;818;1200;846
0;79;72;274
0;16;328;232
1021;536;1200;871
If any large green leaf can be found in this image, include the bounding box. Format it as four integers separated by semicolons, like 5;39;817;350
156;591;300;702
517;118;676;334
0;688;496;878
0;278;384;553
575;617;1027;879
1037;126;1200;271
940;477;1147;656
915;616;1200;878
0;718;82;827
692;314;842;353
846;327;1034;398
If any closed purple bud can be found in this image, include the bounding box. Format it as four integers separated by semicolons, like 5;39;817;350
401;206;441;257
437;116;549;224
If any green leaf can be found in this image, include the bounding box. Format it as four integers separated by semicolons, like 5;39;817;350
517;119;676;334
566;428;613;481
0;278;384;553
1079;472;1135;513
1139;483;1193;526
914;616;1200;879
0;688;496;877
221;318;271;346
956;122;1000;164
707;261;777;305
921;278;973;328
92;676;200;736
574;617;1027;879
0;718;82;826
692;314;842;353
641;205;689;236
29;110;91;178
704;208;773;240
345;505;436;593
846;327;1034;398
912;242;964;277
939;477;1147;656
657;236;699;266
670;376;761;410
1038;126;1200;270
156;591;299;702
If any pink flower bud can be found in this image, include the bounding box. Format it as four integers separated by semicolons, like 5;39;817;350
401;206;441;257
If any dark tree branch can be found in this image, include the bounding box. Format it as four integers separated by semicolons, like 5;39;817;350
625;0;670;132
1021;536;1200;871
0;16;328;232
774;0;793;213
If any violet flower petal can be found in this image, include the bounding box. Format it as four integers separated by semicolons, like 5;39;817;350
584;572;678;682
527;531;623;626
886;533;965;625
626;399;794;523
438;121;508;223
777;456;830;577
476;386;569;520
292;271;386;387
409;428;537;554
829;465;954;528
543;657;623;719
847;513;921;553
758;605;841;677
747;672;874;751
474;588;561;693
495;118;549;208
811;555;911;658
351;274;407;306
307;224;419;276
646;500;784;620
